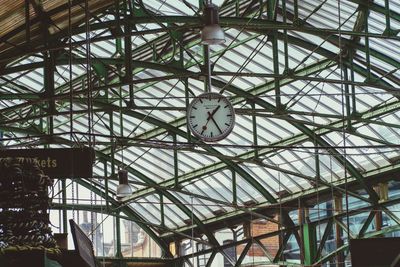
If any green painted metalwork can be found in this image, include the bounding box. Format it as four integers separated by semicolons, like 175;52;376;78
273;231;291;263
205;251;217;267
358;210;375;237
115;211;123;259
172;133;178;188
212;78;379;202
315;219;333;262
234;241;252;267
61;179;68;234
3;15;398;63
1;1;400;266
76;179;172;258
177;186;400;264
302;223;317;265
232;169;237;205
95;101;278;204
94;149;221;246
160;193;165;227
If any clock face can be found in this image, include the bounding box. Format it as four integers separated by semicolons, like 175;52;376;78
187;92;235;142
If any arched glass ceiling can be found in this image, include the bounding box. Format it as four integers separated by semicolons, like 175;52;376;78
1;0;400;257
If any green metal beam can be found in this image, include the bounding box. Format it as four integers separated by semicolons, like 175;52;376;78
178;190;400;262
94;149;220;246
302;223;317;265
162;160;400;240
273;231;292;263
211;78;379;202
3;56;400;211
358;210;376;237
1;7;399;66
234;241;252;267
315;219;333;262
95;101;277;204
9;74;393;219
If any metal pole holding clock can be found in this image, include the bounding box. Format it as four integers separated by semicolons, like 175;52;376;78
204;45;212;93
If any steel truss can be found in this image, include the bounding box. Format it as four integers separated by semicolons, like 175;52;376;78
1;0;400;266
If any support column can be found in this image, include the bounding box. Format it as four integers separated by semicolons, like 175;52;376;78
232;169;237;205
375;183;389;233
250;101;258;158
124;0;134;107
44;51;55;135
173;134;178;188
104;161;109;210
300;206;316;266
160;193;165;227
204;45;211;92
303;223;317;266
115;212;124;267
61;179;68;233
334;195;344;267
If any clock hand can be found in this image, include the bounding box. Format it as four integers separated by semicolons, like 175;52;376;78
201;105;221;133
208;111;223;134
209;105;221;118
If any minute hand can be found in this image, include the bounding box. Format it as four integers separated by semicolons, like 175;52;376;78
201;105;221;135
208;112;223;134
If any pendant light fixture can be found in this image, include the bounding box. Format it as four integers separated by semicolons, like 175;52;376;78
201;1;225;45
116;169;132;200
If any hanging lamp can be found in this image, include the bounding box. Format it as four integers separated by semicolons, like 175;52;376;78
116;169;132;200
201;2;225;45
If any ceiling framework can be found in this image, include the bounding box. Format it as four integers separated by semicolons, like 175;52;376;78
1;0;400;265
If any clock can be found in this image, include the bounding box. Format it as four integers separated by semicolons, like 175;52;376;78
187;92;235;142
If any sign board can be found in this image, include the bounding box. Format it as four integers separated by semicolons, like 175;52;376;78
69;219;97;267
0;147;94;178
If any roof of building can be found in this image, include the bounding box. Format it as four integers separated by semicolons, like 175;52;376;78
1;0;400;255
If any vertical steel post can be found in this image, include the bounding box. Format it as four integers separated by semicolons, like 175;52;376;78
124;0;134;107
334;195;344;267
115;212;123;263
44;51;55;135
184;78;192;142
251;102;258;158
232;169;237;205
173;134;179;187
364;6;371;80
61;179;68;233
384;0;391;34
204;45;212;92
375;183;388;234
282;0;289;71
160;193;165;227
104;161;109;210
303;223;317;265
294;0;299;22
268;0;281;111
349;51;357;115
343;65;352;130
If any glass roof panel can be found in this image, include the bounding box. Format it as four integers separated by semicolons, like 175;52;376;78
130;195;163;226
183;173;233;204
2;0;400;252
